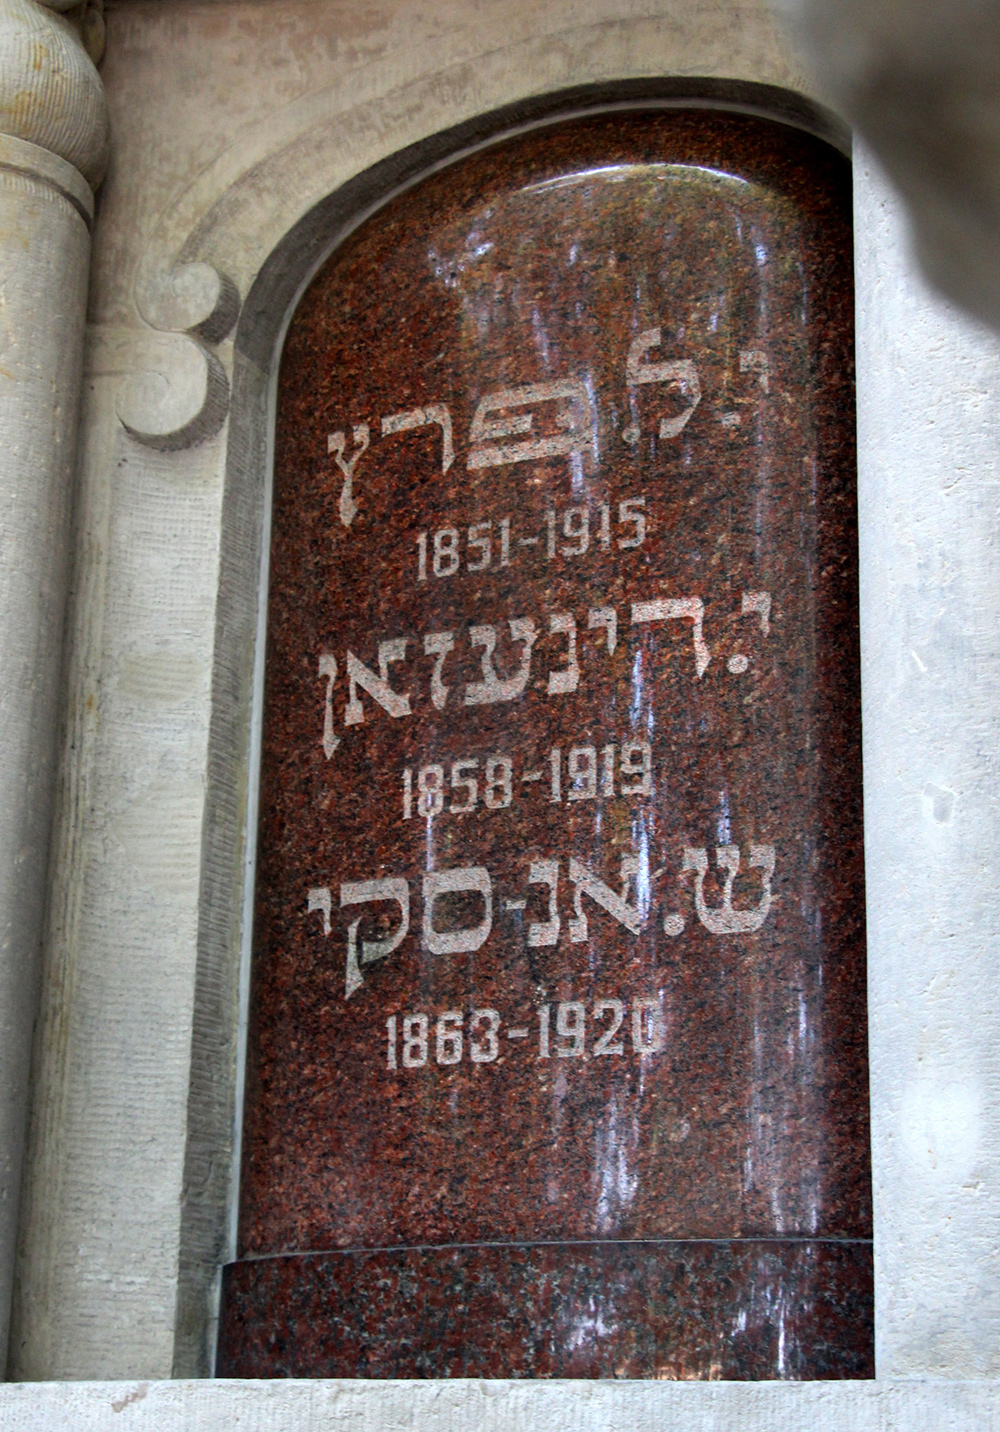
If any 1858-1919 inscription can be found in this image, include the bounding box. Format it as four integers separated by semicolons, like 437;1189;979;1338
217;109;873;1380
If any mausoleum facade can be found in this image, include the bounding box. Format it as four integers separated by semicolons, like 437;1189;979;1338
0;0;998;1425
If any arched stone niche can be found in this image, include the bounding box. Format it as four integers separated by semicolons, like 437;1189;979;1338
193;88;868;1379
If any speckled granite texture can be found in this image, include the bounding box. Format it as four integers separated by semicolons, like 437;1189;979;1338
219;1240;872;1378
219;108;870;1378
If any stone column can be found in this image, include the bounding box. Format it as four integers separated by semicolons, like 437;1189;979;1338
0;0;107;1371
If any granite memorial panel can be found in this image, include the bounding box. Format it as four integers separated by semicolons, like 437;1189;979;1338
217;109;872;1379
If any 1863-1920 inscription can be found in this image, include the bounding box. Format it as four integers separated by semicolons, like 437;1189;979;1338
217;109;873;1380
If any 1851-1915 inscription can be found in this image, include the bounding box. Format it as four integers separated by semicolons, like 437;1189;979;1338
217;108;873;1380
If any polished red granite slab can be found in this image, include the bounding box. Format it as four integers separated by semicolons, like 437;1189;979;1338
218;1241;872;1379
220;107;870;1377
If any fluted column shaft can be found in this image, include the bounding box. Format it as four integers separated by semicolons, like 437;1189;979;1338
0;0;106;1371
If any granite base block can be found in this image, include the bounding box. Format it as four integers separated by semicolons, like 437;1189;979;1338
217;1239;873;1379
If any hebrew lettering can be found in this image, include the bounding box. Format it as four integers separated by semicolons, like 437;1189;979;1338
321;585;777;753
422;866;493;955
527;859;560;947
587;606;617;655
311;832;778;1002
464;619;538;705
547;613;579;695
568;854;644;943
328;423;370;528
728;590;772;673
631;597;711;678
318;654;339;758
339;878;410;999
681;844;776;934
468;380;593;470
739;348;769;392
344;639;412;726
423;631;455;710
382;405;454;473
622;328;701;443
307;886;332;935
741;590;772;635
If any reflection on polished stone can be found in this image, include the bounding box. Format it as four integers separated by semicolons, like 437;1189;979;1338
220;1241;872;1378
218;108;871;1379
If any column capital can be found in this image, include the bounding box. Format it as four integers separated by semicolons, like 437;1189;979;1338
0;0;108;189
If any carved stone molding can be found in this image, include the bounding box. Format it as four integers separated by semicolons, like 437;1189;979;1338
119;260;241;451
116;331;231;453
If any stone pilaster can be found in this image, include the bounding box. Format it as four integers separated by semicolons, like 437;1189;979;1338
0;0;106;1373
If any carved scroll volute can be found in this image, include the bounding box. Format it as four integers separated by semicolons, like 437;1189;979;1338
118;259;241;451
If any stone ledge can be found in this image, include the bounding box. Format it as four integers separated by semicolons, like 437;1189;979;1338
1;1379;1000;1430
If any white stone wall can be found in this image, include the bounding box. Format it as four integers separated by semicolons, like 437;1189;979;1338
856;150;1000;1377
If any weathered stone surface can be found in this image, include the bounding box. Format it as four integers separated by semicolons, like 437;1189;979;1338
220;110;869;1378
0;0;107;186
9;1378;1000;1429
